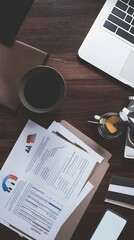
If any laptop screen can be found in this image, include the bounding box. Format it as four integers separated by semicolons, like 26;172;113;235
0;0;34;46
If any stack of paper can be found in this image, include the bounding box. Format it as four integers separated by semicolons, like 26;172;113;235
0;120;105;240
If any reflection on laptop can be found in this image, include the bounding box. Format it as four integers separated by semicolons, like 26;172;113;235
0;0;34;46
78;0;134;88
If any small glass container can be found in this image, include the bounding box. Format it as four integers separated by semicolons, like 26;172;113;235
97;112;122;139
126;104;134;145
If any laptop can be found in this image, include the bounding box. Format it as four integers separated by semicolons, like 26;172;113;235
78;0;134;88
0;0;34;46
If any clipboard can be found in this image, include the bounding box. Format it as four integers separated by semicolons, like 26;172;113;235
55;120;112;240
0;40;48;110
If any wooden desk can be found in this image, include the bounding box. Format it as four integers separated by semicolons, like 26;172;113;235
0;0;133;239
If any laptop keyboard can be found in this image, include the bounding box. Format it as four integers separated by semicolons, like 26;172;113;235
103;0;134;44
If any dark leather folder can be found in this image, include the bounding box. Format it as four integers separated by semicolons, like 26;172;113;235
0;40;48;110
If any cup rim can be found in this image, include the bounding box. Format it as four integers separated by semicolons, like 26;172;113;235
18;65;66;113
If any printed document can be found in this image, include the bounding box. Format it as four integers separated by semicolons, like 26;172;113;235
0;120;98;240
48;121;104;163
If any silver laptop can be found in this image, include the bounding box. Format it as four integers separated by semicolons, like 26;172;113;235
78;0;134;88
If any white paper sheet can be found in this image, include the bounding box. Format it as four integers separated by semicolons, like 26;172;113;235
65;181;94;221
48;121;104;163
0;120;97;240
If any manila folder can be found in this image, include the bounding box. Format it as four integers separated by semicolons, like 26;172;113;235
55;120;112;240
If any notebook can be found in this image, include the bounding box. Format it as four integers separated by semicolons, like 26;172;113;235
78;0;134;88
0;0;34;46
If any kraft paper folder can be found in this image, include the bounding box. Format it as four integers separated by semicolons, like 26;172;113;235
55;120;112;240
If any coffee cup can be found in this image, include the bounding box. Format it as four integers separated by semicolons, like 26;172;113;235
18;65;66;113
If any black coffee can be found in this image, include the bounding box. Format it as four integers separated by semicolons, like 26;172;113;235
24;71;61;109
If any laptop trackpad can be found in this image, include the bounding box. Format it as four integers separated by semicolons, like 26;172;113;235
120;51;134;83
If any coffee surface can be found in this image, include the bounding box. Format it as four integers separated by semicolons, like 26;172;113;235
24;72;61;108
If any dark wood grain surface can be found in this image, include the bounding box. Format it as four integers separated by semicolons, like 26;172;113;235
0;0;134;239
